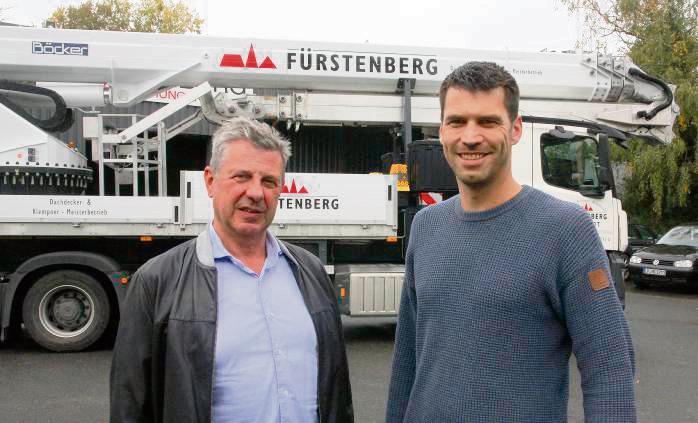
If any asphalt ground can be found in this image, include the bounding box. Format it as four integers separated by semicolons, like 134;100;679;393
0;283;696;422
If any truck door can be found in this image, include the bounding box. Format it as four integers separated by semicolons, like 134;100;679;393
531;123;619;252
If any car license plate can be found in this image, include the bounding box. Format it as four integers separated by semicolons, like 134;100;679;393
643;268;666;276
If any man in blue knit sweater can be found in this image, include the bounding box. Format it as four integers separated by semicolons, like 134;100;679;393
386;62;636;422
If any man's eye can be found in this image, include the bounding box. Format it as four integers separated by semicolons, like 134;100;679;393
480;119;500;127
232;175;249;181
263;180;278;188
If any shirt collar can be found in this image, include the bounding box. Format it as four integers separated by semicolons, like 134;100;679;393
208;223;284;263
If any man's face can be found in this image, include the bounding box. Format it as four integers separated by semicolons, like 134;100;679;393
439;87;522;190
204;138;283;243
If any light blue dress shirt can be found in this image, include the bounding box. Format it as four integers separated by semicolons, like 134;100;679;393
209;224;319;423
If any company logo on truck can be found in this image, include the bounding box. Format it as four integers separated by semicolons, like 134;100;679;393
220;44;438;76
287;48;438;75
582;202;608;227
32;41;89;56
220;44;276;69
282;179;309;194
279;178;339;210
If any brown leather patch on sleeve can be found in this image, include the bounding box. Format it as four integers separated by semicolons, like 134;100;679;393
588;268;610;291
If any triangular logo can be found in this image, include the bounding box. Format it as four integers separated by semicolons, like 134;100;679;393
260;56;277;69
220;54;245;68
220;44;277;70
245;44;258;68
282;178;309;194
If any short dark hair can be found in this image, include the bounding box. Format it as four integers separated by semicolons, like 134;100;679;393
439;61;520;122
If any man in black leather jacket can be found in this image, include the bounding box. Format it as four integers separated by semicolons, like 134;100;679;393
110;117;353;423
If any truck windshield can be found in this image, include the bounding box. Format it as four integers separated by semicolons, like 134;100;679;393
540;134;602;194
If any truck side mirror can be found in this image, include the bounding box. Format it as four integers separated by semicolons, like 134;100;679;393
596;133;616;195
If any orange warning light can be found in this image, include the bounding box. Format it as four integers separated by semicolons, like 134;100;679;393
340;287;346;298
140;236;153;242
386;236;398;243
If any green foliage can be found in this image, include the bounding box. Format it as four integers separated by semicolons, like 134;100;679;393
562;0;698;231
620;139;696;230
48;0;203;34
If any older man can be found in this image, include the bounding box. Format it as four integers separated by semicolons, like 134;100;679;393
111;117;353;423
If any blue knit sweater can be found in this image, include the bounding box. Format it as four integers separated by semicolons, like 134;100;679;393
386;186;636;422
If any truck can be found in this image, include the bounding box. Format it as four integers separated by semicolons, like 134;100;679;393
0;26;678;351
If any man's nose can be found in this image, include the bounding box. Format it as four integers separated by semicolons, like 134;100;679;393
244;179;264;201
459;122;484;148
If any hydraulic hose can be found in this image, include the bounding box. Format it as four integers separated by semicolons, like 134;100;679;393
0;79;74;132
628;68;674;121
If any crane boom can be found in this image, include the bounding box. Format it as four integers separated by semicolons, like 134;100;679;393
0;27;678;145
0;27;675;108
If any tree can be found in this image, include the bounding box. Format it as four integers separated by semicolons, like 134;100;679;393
562;0;698;231
48;0;203;34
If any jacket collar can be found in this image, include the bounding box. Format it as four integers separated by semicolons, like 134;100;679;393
277;238;299;267
196;230;215;268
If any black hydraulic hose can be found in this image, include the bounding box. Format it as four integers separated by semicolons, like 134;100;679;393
0;79;74;132
628;68;674;121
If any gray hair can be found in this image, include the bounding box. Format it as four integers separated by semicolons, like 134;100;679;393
209;117;292;173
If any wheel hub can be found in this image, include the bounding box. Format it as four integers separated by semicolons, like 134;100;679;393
52;295;86;330
39;285;94;338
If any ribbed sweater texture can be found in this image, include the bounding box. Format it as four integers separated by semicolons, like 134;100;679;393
386;185;636;422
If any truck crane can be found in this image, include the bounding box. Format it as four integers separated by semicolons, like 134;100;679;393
0;26;678;351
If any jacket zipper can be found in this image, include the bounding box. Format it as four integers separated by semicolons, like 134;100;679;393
285;243;323;422
209;268;219;423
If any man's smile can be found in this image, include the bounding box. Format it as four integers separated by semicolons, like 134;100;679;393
456;152;490;165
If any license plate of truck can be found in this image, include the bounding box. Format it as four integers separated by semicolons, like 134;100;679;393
643;268;666;276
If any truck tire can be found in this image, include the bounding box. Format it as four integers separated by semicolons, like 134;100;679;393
22;270;110;352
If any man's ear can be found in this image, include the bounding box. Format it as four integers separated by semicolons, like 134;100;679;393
203;166;215;198
510;115;523;146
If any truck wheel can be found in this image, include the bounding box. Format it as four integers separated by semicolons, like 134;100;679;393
22;270;110;352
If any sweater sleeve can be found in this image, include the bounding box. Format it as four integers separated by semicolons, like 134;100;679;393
558;211;636;422
110;270;155;423
385;217;419;423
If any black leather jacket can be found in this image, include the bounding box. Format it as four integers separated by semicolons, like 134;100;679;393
110;230;353;422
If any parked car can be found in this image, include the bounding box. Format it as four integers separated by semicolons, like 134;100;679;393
627;222;658;254
628;223;698;288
